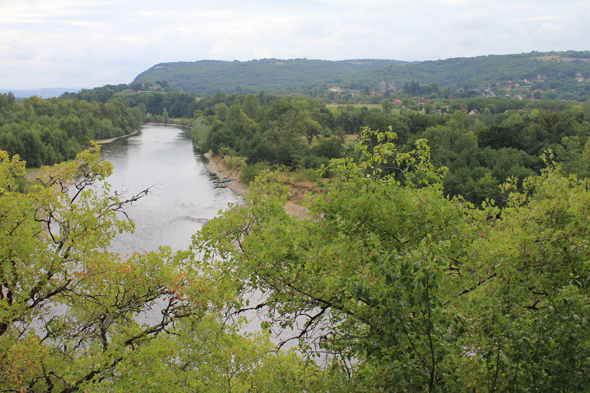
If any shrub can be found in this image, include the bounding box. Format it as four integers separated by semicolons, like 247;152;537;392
226;157;243;170
219;146;239;157
240;161;272;185
320;127;332;138
293;168;321;183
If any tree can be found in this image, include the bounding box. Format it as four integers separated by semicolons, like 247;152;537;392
0;147;322;392
214;102;228;122
194;128;590;391
302;114;322;145
381;98;393;113
162;107;169;124
242;94;260;120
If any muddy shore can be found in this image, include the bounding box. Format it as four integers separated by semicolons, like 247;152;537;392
203;152;249;197
203;152;310;219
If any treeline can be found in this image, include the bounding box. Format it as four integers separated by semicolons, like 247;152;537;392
0;93;142;167
8;85;590;205
188;92;590;205
61;86;199;119
190;93;345;170
60;80;175;103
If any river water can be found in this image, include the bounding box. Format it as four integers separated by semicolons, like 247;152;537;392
99;125;243;254
99;125;297;344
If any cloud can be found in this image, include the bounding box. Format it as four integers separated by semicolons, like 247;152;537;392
0;0;588;88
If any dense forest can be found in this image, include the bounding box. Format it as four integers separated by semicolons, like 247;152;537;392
341;51;590;92
4;87;590;208
0;93;142;167
187;92;590;205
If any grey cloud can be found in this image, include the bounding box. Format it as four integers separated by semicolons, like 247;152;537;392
1;0;588;88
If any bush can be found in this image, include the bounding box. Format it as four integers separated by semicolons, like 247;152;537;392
219;146;239;157
226;157;244;170
240;161;272;185
293;168;321;183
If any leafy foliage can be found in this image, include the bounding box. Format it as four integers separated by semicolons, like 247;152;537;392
341;51;590;93
0;94;142;167
194;128;590;390
0;147;325;392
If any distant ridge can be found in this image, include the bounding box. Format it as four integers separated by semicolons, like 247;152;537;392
132;51;590;95
132;58;406;95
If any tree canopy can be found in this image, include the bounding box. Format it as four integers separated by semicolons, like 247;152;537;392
4;93;590;389
0;147;326;392
193;128;590;390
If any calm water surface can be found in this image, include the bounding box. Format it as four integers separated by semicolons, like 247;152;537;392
97;125;302;345
99;125;243;254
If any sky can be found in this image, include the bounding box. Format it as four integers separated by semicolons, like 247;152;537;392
1;0;589;89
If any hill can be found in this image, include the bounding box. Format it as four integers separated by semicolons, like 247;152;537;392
132;51;590;98
341;51;590;90
132;58;407;95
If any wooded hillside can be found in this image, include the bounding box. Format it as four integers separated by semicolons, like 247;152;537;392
133;59;407;95
131;51;590;98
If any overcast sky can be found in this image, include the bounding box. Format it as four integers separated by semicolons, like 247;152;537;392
1;0;589;89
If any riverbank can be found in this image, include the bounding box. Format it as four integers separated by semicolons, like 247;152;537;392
96;129;140;145
144;122;191;130
204;152;249;197
96;122;192;145
203;152;310;219
26;128;143;182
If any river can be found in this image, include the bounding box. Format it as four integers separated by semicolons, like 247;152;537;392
99;125;294;342
99;124;243;254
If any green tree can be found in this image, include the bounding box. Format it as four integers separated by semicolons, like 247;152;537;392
0;147;323;392
214;102;228;122
302;114;322;145
162;107;169;124
195;128;590;391
242;94;260;119
381;98;393;113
